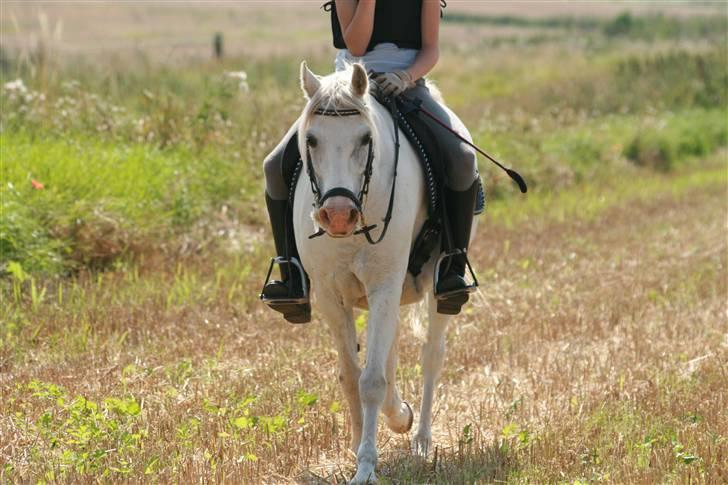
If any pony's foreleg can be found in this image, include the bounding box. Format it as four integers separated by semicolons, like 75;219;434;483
352;281;403;484
382;324;413;434
318;296;362;452
412;293;450;457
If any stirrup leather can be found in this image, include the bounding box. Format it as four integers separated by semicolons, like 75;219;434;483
434;249;478;301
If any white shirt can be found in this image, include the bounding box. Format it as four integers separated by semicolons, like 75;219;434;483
335;42;419;73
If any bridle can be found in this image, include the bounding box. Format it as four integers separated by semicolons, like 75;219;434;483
306;98;400;245
306;108;373;218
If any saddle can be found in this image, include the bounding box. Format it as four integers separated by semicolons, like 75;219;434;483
281;95;485;277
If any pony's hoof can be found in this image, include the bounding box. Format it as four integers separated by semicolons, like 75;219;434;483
411;431;432;457
384;401;413;434
349;466;378;484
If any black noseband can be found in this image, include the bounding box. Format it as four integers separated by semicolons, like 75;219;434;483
319;187;363;212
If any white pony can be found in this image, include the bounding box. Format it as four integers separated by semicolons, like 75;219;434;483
293;62;476;484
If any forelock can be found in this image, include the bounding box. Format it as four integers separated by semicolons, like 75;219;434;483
301;63;372;128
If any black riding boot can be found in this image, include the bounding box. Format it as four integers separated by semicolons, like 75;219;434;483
435;180;478;315
260;193;311;324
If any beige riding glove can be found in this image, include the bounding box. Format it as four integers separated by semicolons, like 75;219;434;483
372;70;415;97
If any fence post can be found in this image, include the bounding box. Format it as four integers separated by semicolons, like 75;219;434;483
213;32;224;59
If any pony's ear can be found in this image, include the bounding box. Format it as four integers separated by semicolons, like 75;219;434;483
351;63;368;97
300;61;321;99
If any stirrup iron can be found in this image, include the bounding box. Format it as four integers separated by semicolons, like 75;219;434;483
260;257;311;323
433;249;479;314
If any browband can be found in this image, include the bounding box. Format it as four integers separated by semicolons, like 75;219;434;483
313;107;360;117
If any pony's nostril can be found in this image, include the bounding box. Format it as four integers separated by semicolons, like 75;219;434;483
319;208;331;226
348;209;359;225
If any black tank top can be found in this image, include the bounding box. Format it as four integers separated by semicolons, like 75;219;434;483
324;1;445;53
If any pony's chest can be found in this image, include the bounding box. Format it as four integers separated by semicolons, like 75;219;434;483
306;245;385;287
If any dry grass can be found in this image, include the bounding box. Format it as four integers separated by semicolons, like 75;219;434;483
2;164;726;483
3;1;720;63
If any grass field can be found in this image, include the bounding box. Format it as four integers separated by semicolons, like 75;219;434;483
1;3;727;483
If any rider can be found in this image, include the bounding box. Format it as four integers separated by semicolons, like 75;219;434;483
261;0;479;322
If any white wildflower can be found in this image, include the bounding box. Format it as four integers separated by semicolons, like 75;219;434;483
226;70;249;92
3;79;27;95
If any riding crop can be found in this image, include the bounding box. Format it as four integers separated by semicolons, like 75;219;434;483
399;94;528;194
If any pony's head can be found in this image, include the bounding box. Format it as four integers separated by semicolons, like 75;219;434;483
298;61;378;238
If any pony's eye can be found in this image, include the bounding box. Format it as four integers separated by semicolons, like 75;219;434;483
361;133;372;146
306;135;318;148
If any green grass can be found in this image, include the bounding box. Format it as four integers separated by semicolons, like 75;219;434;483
4;106;725;274
11;380;145;477
477;108;727;198
602;11;727;40
486;159;727;228
2;38;725;276
1;131;261;273
623;111;728;171
1;7;726;350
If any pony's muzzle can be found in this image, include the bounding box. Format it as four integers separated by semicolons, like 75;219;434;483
317;197;360;237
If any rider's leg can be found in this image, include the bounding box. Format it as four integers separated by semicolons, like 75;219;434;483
437;180;478;301
406;82;479;315
261;119;311;324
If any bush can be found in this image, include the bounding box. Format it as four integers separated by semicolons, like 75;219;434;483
624;110;727;172
604;12;635;37
624;132;677;172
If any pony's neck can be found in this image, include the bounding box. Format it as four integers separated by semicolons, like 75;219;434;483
367;96;396;162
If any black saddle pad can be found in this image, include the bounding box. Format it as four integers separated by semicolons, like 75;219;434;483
475;178;485;215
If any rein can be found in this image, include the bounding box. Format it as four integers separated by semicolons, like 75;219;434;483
306;98;400;245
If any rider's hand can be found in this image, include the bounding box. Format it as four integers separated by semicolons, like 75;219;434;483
372;70;415;97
